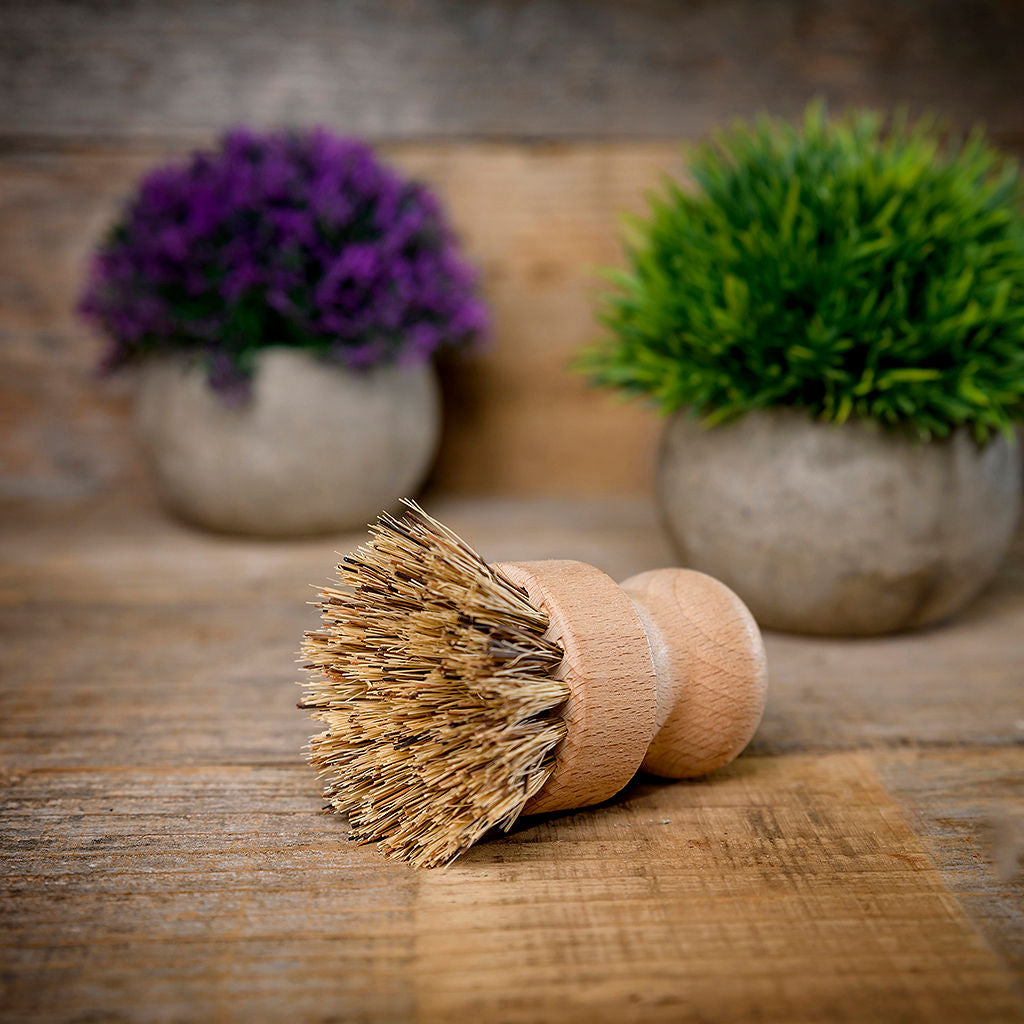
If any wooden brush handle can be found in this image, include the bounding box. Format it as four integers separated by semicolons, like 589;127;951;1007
496;561;767;815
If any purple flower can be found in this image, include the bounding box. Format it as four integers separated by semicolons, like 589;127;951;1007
78;127;489;395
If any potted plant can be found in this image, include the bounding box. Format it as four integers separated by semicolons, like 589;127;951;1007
79;128;488;536
580;104;1024;635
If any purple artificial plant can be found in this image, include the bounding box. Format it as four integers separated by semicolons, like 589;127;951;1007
79;128;488;399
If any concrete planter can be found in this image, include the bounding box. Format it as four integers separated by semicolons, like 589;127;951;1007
657;409;1021;635
136;349;440;536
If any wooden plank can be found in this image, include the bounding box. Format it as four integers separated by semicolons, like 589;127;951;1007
397;144;671;496
413;752;1023;1023
876;748;1024;985
1;0;1022;141
0;495;677;604
3;755;1022;1022
0;766;418;1023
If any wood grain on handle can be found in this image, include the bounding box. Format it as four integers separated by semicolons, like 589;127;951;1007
621;568;767;779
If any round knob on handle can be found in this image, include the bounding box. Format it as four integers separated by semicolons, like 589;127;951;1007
621;568;767;779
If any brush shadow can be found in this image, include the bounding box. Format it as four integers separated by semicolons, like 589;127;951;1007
455;760;765;868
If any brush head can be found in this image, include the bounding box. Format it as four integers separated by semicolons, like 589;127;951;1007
299;501;569;868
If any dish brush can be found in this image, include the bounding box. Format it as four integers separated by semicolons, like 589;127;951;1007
299;501;767;868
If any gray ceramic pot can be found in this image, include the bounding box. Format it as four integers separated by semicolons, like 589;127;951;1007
657;409;1021;635
136;349;440;536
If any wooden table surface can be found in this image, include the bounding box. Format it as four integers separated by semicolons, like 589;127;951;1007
2;494;1023;1023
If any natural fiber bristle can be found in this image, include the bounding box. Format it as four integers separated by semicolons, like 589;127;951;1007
299;500;568;868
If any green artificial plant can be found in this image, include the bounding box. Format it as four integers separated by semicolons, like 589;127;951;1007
580;102;1024;441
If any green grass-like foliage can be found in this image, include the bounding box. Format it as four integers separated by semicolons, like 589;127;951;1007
580;103;1024;440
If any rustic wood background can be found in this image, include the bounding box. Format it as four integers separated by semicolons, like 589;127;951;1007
2;0;1024;499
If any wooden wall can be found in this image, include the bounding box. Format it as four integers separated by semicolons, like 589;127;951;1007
2;0;1023;499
